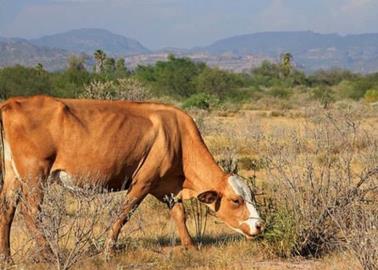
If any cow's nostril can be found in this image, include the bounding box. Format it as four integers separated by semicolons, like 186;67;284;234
255;220;264;231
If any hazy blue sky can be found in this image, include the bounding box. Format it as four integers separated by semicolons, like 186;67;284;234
0;0;377;49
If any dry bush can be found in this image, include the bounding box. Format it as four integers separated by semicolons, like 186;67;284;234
17;182;123;270
80;80;114;100
260;109;377;262
184;199;209;246
331;200;377;270
81;78;150;101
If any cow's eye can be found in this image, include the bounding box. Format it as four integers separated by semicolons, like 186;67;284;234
231;198;242;206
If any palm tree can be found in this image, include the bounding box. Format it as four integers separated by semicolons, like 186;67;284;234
35;63;44;74
94;49;107;73
280;52;293;77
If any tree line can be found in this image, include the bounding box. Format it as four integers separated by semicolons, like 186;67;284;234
0;50;377;108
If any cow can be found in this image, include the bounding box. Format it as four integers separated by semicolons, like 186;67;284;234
0;95;263;261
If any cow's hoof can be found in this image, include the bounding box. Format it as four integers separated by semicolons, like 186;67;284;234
104;240;118;261
183;244;197;250
0;254;14;266
31;246;55;263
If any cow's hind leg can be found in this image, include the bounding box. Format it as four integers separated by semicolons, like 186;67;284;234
19;180;53;261
13;156;54;262
0;170;20;263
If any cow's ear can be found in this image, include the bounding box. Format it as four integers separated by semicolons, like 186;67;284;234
197;190;219;204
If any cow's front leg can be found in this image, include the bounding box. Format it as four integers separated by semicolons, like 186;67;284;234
170;202;194;247
105;186;149;255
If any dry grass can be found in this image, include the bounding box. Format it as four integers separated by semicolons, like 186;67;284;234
6;102;378;269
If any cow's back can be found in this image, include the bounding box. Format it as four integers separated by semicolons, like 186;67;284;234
1;96;184;189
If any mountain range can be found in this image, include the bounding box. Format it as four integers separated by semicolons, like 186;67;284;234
1;28;378;73
30;28;149;56
0;37;72;71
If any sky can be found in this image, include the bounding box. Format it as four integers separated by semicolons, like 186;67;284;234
0;0;377;49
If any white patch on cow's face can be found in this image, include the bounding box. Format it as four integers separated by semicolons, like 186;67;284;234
3;139;20;178
228;175;262;236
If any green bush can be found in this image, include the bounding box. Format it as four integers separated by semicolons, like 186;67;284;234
134;54;205;98
195;67;244;98
0;65;52;98
267;87;292;99
364;88;378;103
262;206;298;258
338;79;375;100
182;93;217;110
50;69;92;98
308;68;357;86
311;86;335;108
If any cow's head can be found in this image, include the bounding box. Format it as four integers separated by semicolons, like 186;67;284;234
197;175;264;238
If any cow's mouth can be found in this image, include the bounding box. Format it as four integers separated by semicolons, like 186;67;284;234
243;231;261;239
240;222;264;238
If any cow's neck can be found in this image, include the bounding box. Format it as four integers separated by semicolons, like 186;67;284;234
181;130;227;194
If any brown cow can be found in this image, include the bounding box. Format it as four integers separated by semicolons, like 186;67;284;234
0;95;263;261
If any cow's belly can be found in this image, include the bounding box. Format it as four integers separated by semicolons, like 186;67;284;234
51;170;131;192
50;153;143;191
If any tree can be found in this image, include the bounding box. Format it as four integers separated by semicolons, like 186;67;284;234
35;63;45;74
116;58;126;72
308;68;357;86
93;49;107;73
135;54;205;98
250;61;281;87
195;67;244;98
0;65;52;99
103;57;116;74
280;52;293;77
115;58;129;77
49;55;91;98
67;55;86;71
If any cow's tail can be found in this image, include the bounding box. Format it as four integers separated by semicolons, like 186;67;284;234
0;102;5;192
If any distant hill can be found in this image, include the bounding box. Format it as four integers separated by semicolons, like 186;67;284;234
0;38;72;70
1;30;378;72
30;28;149;56
196;31;378;72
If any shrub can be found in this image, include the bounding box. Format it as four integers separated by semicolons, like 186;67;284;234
116;78;151;101
182;93;217;110
267;87;292;99
134;54;205;98
311;86;335;108
338;79;374;100
195;67;244;98
0;65;52;99
80;78;150;101
364;88;378;103
330;199;377;270
16;182;123;270
261;205;297;257
80;80;114;99
308;68;357;86
261;110;377;259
